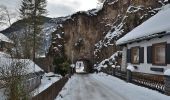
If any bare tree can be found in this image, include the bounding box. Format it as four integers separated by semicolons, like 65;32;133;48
0;4;38;100
0;5;16;27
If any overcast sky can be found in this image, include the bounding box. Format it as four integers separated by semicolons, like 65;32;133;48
0;0;101;18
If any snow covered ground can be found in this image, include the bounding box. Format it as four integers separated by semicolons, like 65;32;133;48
55;73;170;100
0;88;7;100
33;72;62;96
0;72;62;99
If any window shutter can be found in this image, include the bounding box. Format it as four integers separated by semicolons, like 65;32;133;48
127;49;131;63
147;46;152;63
139;47;144;63
166;44;170;64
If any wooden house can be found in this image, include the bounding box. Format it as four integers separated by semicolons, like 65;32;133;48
116;4;170;75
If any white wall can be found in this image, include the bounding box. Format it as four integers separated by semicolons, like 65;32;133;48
127;35;170;75
121;46;127;72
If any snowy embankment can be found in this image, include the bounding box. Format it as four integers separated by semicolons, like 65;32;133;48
97;51;122;70
55;73;170;100
0;89;6;100
0;72;62;99
33;72;62;96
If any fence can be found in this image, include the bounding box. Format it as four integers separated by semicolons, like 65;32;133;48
26;76;41;92
103;68;165;93
32;77;68;100
0;75;41;91
131;72;165;93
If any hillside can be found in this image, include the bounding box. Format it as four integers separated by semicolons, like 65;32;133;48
0;0;167;65
0;16;70;56
50;0;165;65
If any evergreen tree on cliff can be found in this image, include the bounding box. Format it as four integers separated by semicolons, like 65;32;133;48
19;0;47;60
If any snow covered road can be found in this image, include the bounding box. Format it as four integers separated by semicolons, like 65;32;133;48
56;73;170;100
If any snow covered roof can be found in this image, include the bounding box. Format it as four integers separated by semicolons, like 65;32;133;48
116;4;170;45
0;52;43;74
0;58;43;74
0;33;13;43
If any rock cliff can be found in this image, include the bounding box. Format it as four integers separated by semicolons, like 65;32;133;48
51;0;165;64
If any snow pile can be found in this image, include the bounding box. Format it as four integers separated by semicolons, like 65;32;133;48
70;64;75;68
33;72;62;96
55;75;77;100
164;69;170;76
116;4;170;45
127;65;135;71
0;52;10;58
97;51;122;70
0;88;6;100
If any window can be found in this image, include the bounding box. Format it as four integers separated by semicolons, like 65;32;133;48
131;47;139;64
153;43;166;65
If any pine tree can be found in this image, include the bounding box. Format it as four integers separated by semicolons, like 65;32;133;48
19;0;47;60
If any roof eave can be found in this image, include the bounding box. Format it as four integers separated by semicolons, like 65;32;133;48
117;31;170;46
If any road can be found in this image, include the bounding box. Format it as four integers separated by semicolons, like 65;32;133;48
56;73;170;100
70;74;127;100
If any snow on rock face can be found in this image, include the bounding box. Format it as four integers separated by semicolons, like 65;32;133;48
97;51;122;70
164;69;170;76
116;4;170;45
127;6;143;13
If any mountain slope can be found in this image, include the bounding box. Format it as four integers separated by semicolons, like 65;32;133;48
0;16;70;56
50;0;165;64
1;0;166;65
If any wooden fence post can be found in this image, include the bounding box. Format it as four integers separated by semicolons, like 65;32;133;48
165;76;170;95
112;68;115;76
127;70;132;82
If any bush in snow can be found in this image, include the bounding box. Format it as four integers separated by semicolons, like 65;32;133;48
53;56;70;76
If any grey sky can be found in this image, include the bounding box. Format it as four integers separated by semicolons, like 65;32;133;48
0;0;100;18
0;0;101;30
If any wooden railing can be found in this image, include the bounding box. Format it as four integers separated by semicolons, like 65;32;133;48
114;69;126;80
132;72;165;93
102;67;165;93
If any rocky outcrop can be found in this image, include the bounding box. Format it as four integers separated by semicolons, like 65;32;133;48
50;0;165;64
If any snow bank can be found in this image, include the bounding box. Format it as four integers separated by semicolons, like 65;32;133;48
116;4;170;45
70;64;75;68
33;72;62;96
127;65;135;71
0;52;10;58
75;67;85;73
164;69;170;76
0;88;6;100
97;51;122;70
